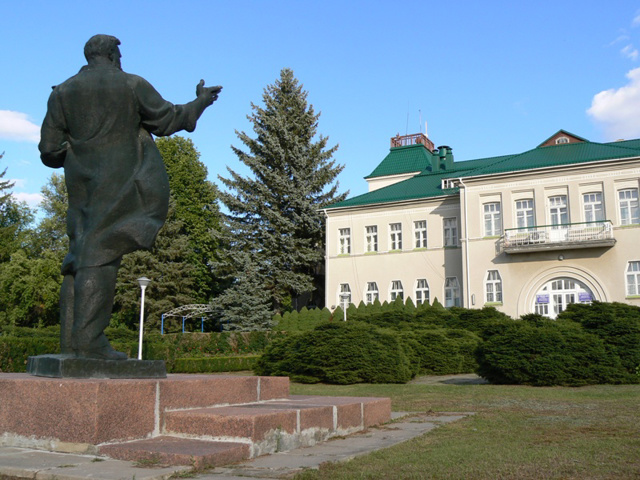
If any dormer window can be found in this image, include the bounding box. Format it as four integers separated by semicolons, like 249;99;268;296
555;136;570;145
442;178;458;189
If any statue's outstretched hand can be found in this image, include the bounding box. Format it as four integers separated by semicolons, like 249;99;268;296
196;80;222;105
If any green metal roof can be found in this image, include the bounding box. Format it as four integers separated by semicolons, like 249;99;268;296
326;135;640;210
365;144;435;178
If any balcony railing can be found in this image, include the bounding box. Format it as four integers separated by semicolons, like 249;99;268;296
499;220;616;254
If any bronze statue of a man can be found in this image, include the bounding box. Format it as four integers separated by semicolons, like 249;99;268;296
39;34;221;360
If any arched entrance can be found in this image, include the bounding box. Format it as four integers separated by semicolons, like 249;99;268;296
533;277;594;319
516;266;608;319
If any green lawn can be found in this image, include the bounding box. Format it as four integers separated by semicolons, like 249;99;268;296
291;377;640;479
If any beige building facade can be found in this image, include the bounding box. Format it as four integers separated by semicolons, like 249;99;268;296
324;131;640;319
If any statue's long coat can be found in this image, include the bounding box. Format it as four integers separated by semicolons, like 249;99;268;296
39;64;200;274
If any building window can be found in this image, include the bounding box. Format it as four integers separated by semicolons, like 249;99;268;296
444;277;461;307
339;283;351;307
390;280;404;301
389;223;403;250
485;270;502;303
555;136;570;144
549;195;568;227
515;199;535;230
483;202;502;236
338;228;351;255
365;282;379;304
414;220;427;248
443;218;458;247
365;226;378;252
619;188;640;225
415;279;429;305
626;261;640;296
583;192;604;223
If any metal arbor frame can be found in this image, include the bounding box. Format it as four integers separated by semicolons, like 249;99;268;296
160;304;216;334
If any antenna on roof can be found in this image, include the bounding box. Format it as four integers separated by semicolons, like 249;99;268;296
425;120;428;138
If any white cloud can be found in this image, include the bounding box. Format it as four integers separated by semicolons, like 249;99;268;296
633;14;640;27
588;67;640;140
0;110;40;143
621;44;639;61
12;192;43;208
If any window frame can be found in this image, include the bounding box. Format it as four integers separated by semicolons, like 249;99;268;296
365;225;378;253
444;277;461;307
389;223;403;251
390;280;404;301
483;202;502;236
583;192;604;223
485;270;503;304
619;188;640;225
626;261;640;296
515;199;535;230
549;195;569;227
443;217;458;247
365;282;379;304
415;279;429;306
338;228;351;255
414;220;427;248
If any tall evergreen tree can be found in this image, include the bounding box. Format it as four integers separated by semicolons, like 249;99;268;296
216;68;347;326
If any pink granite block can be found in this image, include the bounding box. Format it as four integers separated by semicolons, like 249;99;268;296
262;400;334;431
336;402;363;430
159;375;259;411
362;397;392;427
257;376;289;401
100;436;250;468
0;374;157;444
165;406;298;441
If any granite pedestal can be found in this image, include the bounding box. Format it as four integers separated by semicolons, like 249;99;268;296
27;354;166;379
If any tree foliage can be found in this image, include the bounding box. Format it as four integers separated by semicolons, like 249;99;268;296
216;68;347;326
112;136;222;329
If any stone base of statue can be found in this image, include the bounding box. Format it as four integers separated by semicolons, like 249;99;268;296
0;373;390;467
26;354;167;379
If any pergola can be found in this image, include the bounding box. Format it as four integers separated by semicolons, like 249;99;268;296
161;304;216;334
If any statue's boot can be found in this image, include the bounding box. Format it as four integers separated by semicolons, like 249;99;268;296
71;263;128;360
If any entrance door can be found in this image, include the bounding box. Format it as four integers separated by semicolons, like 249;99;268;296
534;278;593;319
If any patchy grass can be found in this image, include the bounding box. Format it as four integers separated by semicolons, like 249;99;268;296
291;378;640;479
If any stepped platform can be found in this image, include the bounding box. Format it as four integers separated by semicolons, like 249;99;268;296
0;373;391;468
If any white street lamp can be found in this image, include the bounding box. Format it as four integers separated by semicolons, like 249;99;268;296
339;293;350;321
137;277;151;360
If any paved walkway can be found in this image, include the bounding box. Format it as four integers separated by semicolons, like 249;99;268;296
0;412;470;480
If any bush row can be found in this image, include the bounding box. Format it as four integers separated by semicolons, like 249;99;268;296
0;327;279;373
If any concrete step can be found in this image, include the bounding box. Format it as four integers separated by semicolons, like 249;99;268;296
163;395;391;458
99;436;250;468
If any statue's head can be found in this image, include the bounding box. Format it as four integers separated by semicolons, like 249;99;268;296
84;35;122;69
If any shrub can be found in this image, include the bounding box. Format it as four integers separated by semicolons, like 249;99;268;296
172;355;259;373
401;328;481;375
558;302;640;376
255;322;413;384
476;322;632;386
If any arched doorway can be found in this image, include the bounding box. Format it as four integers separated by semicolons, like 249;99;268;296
532;277;594;319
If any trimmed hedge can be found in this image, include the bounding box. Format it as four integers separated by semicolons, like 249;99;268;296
476;321;632;386
172;355;259;373
255;322;413;384
402;328;481;375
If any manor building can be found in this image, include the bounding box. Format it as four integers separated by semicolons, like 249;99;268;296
323;130;640;319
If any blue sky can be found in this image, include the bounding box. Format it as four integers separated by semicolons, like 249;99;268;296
3;1;640;211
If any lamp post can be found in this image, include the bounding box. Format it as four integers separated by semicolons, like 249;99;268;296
137;277;151;360
339;293;350;321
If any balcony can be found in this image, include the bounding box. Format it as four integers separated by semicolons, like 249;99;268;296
499;221;616;254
